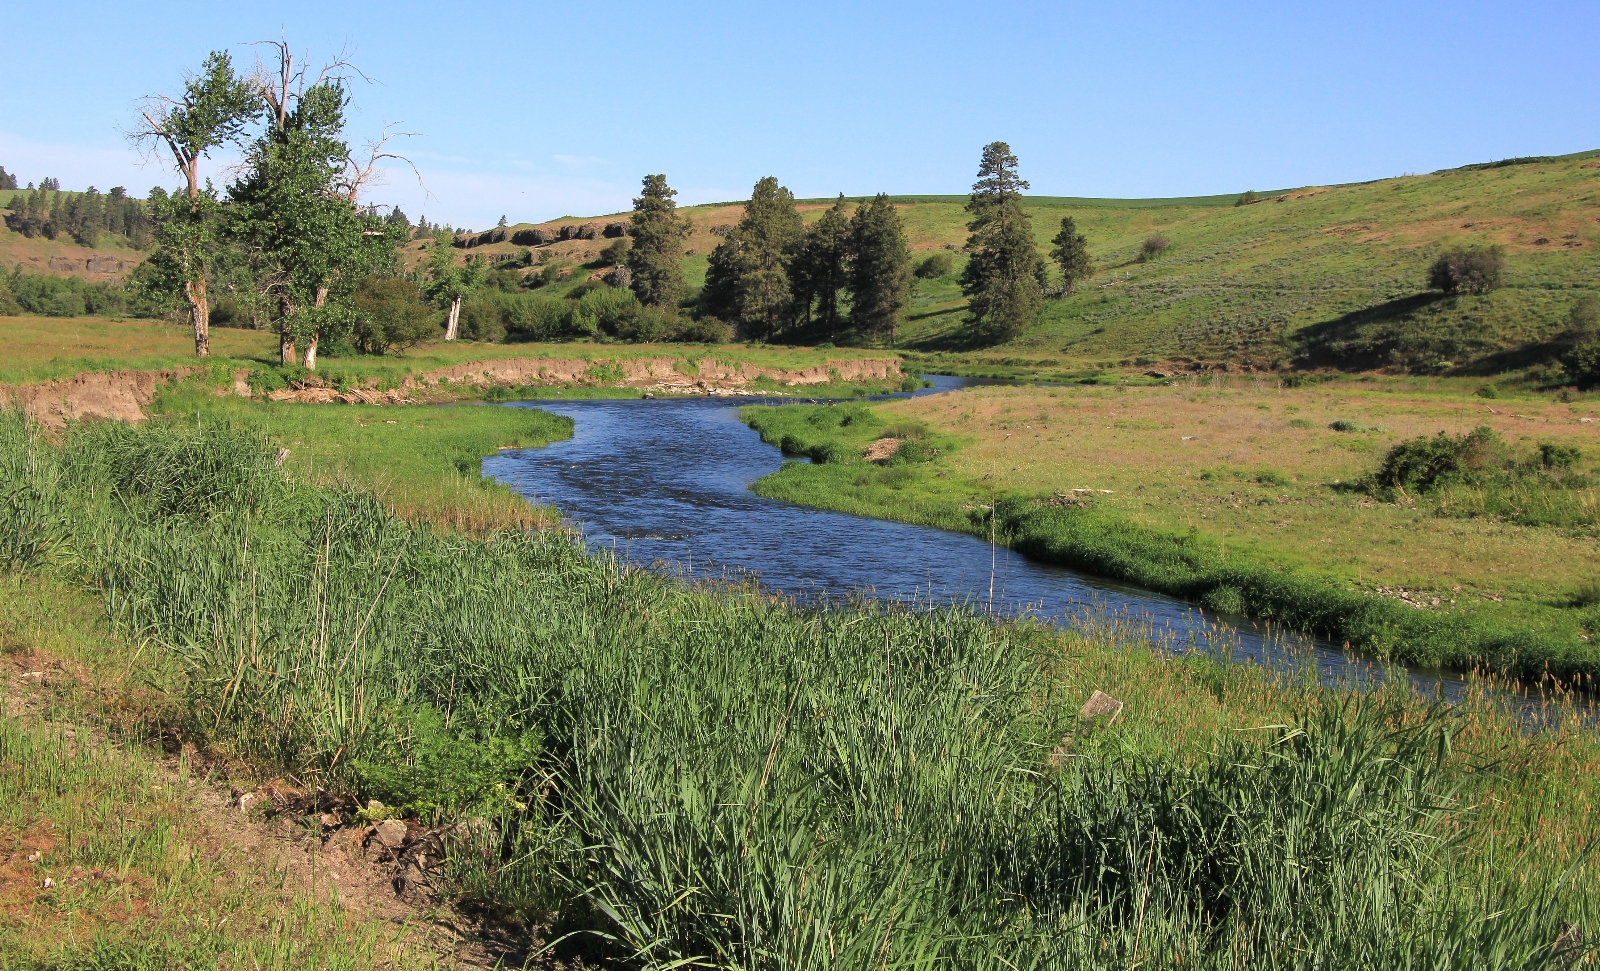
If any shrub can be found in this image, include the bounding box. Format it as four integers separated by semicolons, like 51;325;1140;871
1538;441;1582;470
1329;419;1376;433
1474;384;1500;399
1566;340;1600;389
1569;295;1599;337
914;252;954;279
1139;235;1170;261
352;276;437;354
1234;190;1259;207
503;294;572;342
670;316;732;343
1201;584;1246;614
1425;245;1506;295
457;297;507;342
1367;426;1505;494
599;238;630;266
899;376;921;392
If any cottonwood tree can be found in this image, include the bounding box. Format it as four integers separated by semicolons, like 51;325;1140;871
1049;215;1092;294
702;176;802;340
229;41;405;366
847;194;913;345
627;174;691;311
423;230;489;340
959;142;1045;343
128;51;258;357
791;194;852;338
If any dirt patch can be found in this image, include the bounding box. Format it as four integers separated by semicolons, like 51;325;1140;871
410;355;900;392
0;368;197;430
266;386;416;405
864;436;903;462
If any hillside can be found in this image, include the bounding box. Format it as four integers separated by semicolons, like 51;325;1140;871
418;151;1600;377
13;151;1600;378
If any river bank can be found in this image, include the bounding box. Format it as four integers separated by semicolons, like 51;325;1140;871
740;379;1600;683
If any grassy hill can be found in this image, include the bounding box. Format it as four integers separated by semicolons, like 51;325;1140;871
429;150;1600;378
14;151;1600;379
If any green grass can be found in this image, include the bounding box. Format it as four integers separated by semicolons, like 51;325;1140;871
740;399;1600;682
153;378;573;532
4;404;1600;967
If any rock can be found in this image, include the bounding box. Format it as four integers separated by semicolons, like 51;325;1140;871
41;877;54;889
603;222;627;238
366;799;386;816
374;818;408;849
1079;690;1124;724
576;223;600;240
603;265;633;288
85;256;124;274
511;229;540;246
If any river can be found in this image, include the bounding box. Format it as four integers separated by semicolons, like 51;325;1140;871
482;376;1553;711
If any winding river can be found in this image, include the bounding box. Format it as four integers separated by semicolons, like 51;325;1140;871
482;377;1545;710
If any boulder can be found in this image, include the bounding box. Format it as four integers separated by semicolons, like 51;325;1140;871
603;265;633;288
511;229;540;246
575;223;599;240
603;222;627;238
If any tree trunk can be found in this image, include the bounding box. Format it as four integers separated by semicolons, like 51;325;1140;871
302;286;328;370
444;296;462;340
280;331;296;366
185;277;210;357
184;162;209;358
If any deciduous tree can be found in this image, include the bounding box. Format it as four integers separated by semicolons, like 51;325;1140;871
423;231;489;340
959;142;1045;343
128;51;258;357
847;194;913;344
626;174;690;311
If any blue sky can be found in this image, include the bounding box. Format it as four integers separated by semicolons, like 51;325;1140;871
2;1;1594;229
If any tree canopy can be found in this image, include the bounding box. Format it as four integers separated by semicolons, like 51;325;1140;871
702;176;802;340
959;142;1045;343
1049;216;1092;295
847;194;913;345
627;174;691;311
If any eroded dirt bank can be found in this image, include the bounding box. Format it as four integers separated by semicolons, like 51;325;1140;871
3;355;904;423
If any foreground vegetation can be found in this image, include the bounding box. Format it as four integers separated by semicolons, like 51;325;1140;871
743;378;1600;681
2;397;1599;967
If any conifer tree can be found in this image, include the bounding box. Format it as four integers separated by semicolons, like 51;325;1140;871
847;193;913;345
0;166;15;190
702;176;802;339
1049;215;1092;294
791;194;852;338
959;142;1045;343
626;174;691;311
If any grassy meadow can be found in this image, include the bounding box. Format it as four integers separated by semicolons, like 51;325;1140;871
2;402;1599;967
742;377;1600;680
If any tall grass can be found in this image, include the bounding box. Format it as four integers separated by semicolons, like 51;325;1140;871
1;408;1595;968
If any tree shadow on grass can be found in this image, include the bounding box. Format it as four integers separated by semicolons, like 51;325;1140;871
1292;293;1448;370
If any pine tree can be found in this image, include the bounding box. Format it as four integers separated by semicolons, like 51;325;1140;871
702;176;802;339
626;174;690;311
0;166;15;190
1049;215;1092;294
847;193;913;345
791;194;852;338
959;142;1045;343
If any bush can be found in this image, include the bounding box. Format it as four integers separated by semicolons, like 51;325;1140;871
670;316;732;343
914;252;954;279
352;276;437;354
1474;384;1500;399
457;297;507;342
1425;245;1506;295
1566;340;1600;389
1329;419;1379;433
1569;295;1599;337
1234;191;1259;207
1538;442;1582;470
599;238;630;266
1367;426;1505;495
1139;235;1170;261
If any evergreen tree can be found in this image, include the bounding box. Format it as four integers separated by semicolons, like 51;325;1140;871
1049;215;1092;294
626;174;690;311
791;194;852;338
0;166;15;190
847;193;913;345
959;142;1045;343
701;176;802;339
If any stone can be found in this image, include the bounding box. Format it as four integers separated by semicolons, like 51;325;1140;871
374;818;408;849
602;222;627;238
575;223;599;240
1079;690;1124;724
603;265;633;288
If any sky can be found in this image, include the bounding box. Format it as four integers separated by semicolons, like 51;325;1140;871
1;1;1595;230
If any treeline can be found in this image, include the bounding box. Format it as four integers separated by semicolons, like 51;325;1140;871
0;265;153;318
2;183;153;248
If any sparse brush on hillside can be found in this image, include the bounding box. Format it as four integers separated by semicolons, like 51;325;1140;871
4;409;1597;967
1427;245;1507;296
1363;427;1595;528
